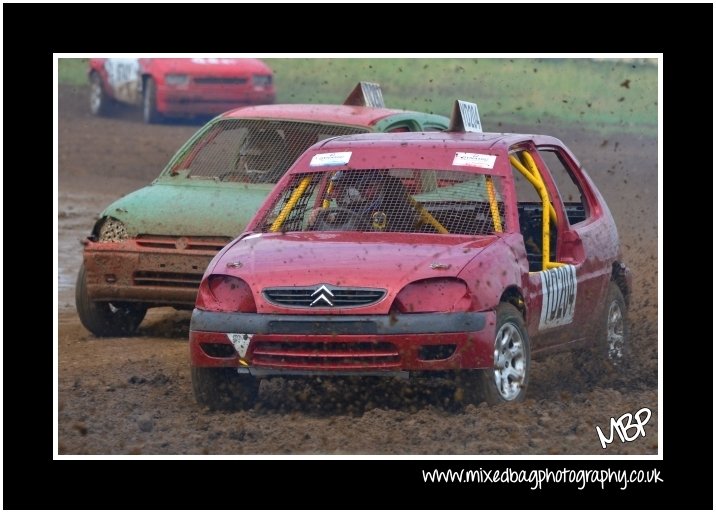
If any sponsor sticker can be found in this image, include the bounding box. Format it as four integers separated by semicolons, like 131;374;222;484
538;264;577;330
227;333;253;358
452;152;497;169
310;152;352;167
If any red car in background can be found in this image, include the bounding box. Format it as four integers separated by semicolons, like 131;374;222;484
88;58;275;123
189;101;632;410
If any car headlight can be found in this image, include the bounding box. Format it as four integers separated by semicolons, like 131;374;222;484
392;278;472;313
252;74;272;87
97;217;129;243
196;275;257;313
165;74;189;86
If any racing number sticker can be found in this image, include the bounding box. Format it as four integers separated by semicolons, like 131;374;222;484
103;58;141;103
456;100;483;132
227;333;253;357
538;265;577;330
104;58;140;88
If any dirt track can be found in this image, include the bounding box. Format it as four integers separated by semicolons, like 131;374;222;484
57;84;658;455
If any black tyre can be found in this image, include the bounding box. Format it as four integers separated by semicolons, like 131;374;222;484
577;282;630;381
602;283;629;368
458;303;530;405
191;366;259;411
75;263;147;337
89;71;112;116
142;77;163;124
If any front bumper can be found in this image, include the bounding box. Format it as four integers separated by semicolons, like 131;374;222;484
190;309;496;374
82;239;222;307
157;85;276;115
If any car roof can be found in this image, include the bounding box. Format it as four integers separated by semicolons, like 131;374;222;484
311;130;565;150
220;104;428;127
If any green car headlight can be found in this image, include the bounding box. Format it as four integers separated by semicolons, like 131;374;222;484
97;217;129;243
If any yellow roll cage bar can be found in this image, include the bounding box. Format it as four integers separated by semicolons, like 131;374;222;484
509;151;563;271
269;176;312;232
485;175;503;232
408;197;449;234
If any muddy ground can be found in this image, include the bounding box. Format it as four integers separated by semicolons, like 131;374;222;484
57;84;658;455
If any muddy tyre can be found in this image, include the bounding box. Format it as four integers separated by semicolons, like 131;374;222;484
192;367;259;411
577;282;630;381
89;71;112;116
142;77;163;124
75;263;147;337
601;283;629;368
458;303;530;405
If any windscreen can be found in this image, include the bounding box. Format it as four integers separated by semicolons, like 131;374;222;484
169;119;368;183
258;168;505;235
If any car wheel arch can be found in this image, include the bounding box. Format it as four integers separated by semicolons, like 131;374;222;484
456;301;531;405
89;69;103;87
611;261;630;307
499;285;527;318
90;216;110;239
142;75;163;124
141;73;154;92
459;239;525;312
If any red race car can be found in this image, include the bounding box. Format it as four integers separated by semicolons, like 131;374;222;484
88;58;275;123
189;101;631;409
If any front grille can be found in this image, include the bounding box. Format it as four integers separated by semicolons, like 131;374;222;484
134;271;203;288
251;341;400;369
263;286;386;308
136;235;231;252
193;77;248;85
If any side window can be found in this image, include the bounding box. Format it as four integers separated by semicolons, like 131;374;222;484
538;149;589;224
384;119;420;133
187;126;250;179
511;157;541;204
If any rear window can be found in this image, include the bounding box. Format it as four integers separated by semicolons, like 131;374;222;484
169;119;368;184
258;168;505;235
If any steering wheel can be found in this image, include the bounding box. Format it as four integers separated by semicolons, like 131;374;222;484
312;207;363;231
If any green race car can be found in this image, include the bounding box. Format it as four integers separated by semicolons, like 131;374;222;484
76;83;449;336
